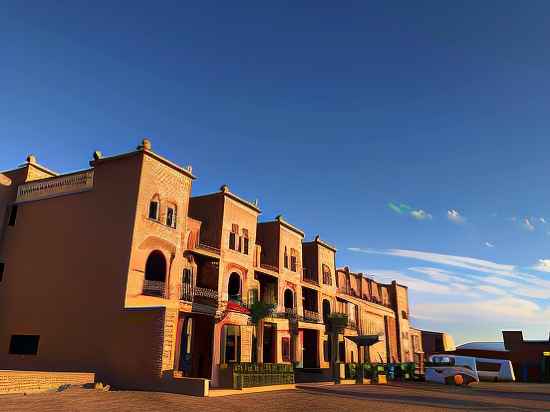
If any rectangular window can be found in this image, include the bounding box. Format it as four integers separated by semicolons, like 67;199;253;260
282;337;291;362
8;205;18;226
284;251;289;269
242;229;249;254
290;256;297;272
0;262;4;282
229;232;236;250
222;325;240;363
166;207;175;228
148;201;158;220
9;335;40;355
323;339;331;362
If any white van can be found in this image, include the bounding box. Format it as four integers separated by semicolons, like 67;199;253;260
425;355;479;385
475;357;515;382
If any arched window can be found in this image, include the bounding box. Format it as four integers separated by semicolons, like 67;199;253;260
166;204;177;228
228;272;241;302
143;250;166;297
148;195;160;220
290;248;298;272
322;299;331;324
284;289;294;310
322;264;332;286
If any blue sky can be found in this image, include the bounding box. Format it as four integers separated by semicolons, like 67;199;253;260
2;1;550;344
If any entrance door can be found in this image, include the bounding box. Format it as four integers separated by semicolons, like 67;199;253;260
177;314;214;379
302;329;319;368
263;323;275;363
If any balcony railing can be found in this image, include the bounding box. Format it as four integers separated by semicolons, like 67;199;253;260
143;279;165;297
302;268;319;286
260;263;279;273
303;309;320;323
16;170;94;203
197;241;221;255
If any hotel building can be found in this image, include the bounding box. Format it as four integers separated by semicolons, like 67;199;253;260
0;140;421;394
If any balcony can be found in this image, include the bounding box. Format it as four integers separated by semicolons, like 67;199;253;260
303;309;320;323
143;279;165;297
302;268;319;286
180;284;219;306
16;170;94;203
259;262;279;273
196;240;221;255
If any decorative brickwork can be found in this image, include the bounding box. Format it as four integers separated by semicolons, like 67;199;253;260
0;370;94;394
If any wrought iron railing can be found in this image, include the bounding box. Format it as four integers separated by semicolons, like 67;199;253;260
16;170;94;203
197;241;221;254
303;309;320;323
302;268;319;285
260;263;279;273
142;279;165;297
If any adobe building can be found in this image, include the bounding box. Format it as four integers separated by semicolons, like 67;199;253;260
0;140;421;394
451;331;550;382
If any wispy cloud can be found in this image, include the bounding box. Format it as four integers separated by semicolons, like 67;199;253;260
408;267;475;284
348;247;516;276
484;241;494;248
414;297;550;325
447;209;466;224
540;217;547;224
411;209;432;220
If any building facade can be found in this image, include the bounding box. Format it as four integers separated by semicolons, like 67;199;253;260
0;140;420;394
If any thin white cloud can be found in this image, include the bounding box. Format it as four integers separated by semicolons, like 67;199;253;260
410;209;432;220
482;276;516;288
414;297;550;325
447;209;465;224
348;247;516;277
408;267;475;285
540;217;547;224
484;241;494;248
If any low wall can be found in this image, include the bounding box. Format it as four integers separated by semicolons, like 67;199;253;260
0;370;95;395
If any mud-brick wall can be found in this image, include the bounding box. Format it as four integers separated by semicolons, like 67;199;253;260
0;370;95;394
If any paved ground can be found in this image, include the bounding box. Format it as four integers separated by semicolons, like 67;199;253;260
2;382;550;411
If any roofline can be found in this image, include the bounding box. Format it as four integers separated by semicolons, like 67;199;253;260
192;185;261;214
303;235;337;252
260;215;304;237
90;148;196;180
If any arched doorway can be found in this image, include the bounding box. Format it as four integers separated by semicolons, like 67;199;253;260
228;272;241;302
322;299;331;324
144;250;167;297
284;289;294;311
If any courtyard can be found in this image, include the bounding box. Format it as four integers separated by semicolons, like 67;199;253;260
2;382;550;412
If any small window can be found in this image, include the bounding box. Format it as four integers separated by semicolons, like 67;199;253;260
166;207;176;228
284;247;289;269
222;325;241;363
290;249;297;272
229;232;236;250
0;262;4;282
148;201;159;220
242;229;249;255
8;205;18;226
9;335;40;355
282;337;291;362
401;310;408;320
